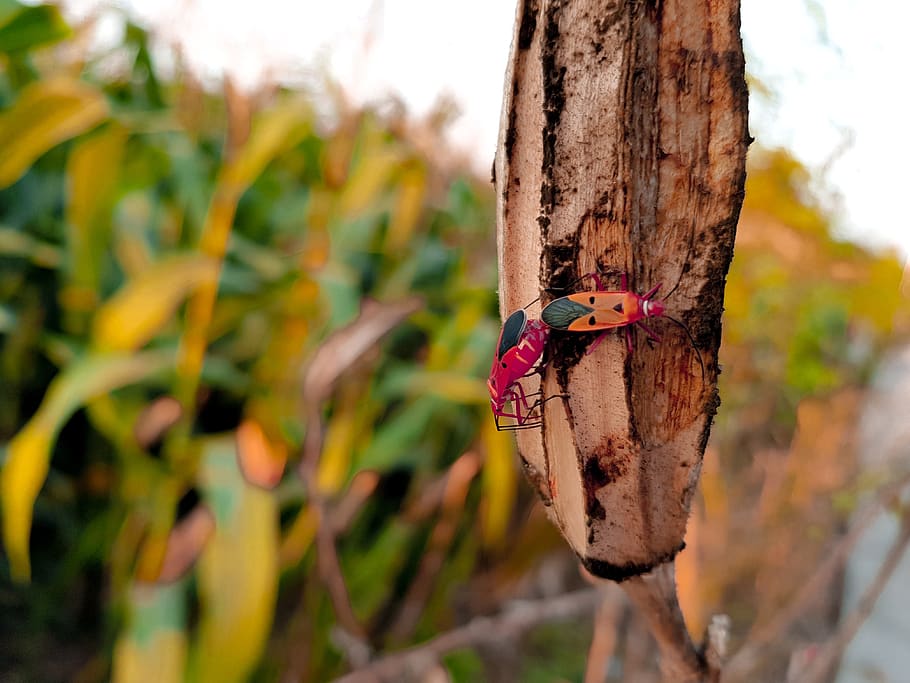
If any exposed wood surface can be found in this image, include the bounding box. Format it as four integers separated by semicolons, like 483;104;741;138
494;0;748;580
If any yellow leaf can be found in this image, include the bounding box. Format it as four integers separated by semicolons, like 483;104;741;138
411;371;488;404
92;255;217;352
480;419;517;548
339;148;400;218
222;100;310;192
1;424;53;581
67;123;127;235
318;400;357;495
113;632;187;683
386;163;426;250
112;582;188;683
66;123;127;283
0;77;108;188
1;350;174;581
279;505;318;570
190;437;278;683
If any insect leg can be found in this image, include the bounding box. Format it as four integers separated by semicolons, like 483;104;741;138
588;271;608;292
642;283;662;300
520;363;546;379
504;383;535;424
585;330;610;355
636;320;662;343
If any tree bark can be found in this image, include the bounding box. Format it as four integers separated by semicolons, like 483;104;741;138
494;0;748;677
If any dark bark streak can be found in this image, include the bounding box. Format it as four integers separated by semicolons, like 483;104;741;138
538;1;566;240
621;2;663;549
518;0;540;50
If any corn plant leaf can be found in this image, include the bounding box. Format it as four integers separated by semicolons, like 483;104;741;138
66;123;128;291
480;419;516;548
356;399;439;473
111;581;188;683
1;350;174;581
189;436;278;683
0;0;22;27
221;100;311;193
0;4;70;53
0;77;107;188
92;255;218;352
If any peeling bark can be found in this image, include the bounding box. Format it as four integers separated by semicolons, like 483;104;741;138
496;0;747;580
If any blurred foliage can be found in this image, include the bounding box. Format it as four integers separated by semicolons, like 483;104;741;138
0;3;908;682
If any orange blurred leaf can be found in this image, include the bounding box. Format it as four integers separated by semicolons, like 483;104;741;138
235;419;287;489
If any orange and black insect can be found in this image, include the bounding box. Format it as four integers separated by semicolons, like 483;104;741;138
541;272;667;353
541;271;704;383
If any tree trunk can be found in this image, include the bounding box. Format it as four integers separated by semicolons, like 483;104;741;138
494;0;748;677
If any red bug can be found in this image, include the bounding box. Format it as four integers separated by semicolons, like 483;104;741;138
487;308;552;430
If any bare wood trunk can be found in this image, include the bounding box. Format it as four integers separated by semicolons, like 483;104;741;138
494;0;748;678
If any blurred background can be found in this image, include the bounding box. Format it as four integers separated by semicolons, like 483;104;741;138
0;1;908;682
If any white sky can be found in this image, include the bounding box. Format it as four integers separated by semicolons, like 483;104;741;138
61;0;910;261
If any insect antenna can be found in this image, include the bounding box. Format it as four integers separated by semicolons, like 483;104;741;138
660;278;683;302
494;393;566;431
655;215;697;303
543;269;602;297
663;315;706;385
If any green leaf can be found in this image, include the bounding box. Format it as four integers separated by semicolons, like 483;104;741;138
66;123;128;291
356;399;439;472
0;77;108;188
0;304;15;333
1;350;174;581
0;0;23;30
0;4;70;53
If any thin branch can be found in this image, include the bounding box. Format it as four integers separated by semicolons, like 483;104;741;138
295;298;422;653
799;513;910;683
387;452;482;641
331;588;601;683
584;584;624;683
703;615;731;683
725;472;910;681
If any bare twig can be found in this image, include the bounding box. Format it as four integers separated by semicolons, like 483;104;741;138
387;452;482;641
799;512;910;683
297;298;422;653
584;584;624;683
331;588;600;683
725;472;910;681
300;297;423;408
704;615;731;683
623;608;660;683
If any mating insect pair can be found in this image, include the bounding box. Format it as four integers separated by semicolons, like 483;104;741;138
488;272;673;431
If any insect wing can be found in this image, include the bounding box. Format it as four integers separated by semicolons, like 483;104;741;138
497;309;528;359
541;297;594;330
